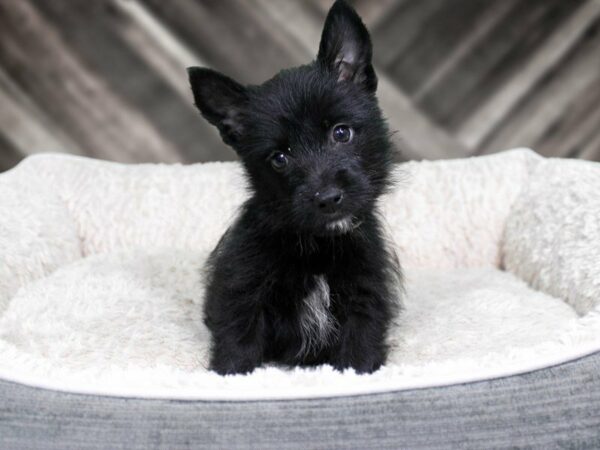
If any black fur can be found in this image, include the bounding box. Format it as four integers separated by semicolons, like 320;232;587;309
188;0;401;375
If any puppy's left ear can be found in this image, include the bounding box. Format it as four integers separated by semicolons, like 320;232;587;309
317;0;377;92
187;67;247;147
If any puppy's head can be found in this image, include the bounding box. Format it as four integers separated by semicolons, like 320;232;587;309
188;0;394;235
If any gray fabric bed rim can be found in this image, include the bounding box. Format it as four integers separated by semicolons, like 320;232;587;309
1;350;599;449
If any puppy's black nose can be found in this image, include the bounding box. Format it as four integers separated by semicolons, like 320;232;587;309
314;187;344;214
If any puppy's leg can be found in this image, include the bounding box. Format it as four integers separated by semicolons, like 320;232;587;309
209;337;263;375
329;278;394;374
206;308;265;375
330;314;388;374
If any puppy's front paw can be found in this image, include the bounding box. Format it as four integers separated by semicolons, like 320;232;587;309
210;357;259;376
209;346;261;375
330;353;384;374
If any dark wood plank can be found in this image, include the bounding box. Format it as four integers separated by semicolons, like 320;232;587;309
353;0;406;28
0;67;81;158
578;130;600;161
537;59;600;161
412;0;516;103
458;0;600;151
307;0;403;28
0;132;25;173
0;0;598;164
29;0;230;163
387;0;492;96
0;0;180;163
142;0;307;85
476;15;600;158
371;0;445;69
417;0;583;130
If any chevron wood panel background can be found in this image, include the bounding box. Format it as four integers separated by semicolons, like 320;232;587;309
1;0;599;172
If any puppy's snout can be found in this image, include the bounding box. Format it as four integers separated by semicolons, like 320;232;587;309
313;187;344;214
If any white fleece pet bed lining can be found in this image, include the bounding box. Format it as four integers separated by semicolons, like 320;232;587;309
0;148;599;400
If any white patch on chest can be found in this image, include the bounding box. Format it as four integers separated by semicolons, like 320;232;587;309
298;275;336;357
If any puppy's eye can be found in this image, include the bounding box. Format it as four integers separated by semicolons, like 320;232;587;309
332;124;353;143
270;152;288;171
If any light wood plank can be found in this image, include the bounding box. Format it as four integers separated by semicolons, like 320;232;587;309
535;61;600;160
371;0;444;69
476;21;600;157
0;0;180;163
458;0;600;150
0;67;81;157
578;131;600;161
413;1;515;102
113;0;232;162
387;0;491;96
29;0;223;163
307;0;405;28
141;0;307;84
418;0;577;131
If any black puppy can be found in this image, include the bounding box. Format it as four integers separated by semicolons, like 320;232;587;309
188;0;401;375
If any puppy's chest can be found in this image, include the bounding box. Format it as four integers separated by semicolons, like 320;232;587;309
297;274;336;356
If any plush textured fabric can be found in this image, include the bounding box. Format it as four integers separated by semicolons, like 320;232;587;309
503;158;600;315
0;148;599;400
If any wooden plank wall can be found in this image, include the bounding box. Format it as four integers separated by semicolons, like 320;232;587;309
0;0;599;173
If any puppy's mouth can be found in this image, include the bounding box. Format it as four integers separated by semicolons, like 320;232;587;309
324;216;362;234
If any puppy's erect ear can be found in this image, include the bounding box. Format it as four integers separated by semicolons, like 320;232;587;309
317;0;377;92
187;67;247;146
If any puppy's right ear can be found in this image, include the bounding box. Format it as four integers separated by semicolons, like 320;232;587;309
187;67;247;146
317;0;377;92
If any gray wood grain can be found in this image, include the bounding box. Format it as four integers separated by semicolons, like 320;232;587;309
0;67;80;157
422;0;580;130
29;0;229;163
142;0;307;85
0;0;599;171
457;0;595;150
478;14;600;159
0;0;180;164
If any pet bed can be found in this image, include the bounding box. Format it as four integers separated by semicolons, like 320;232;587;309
1;148;599;448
